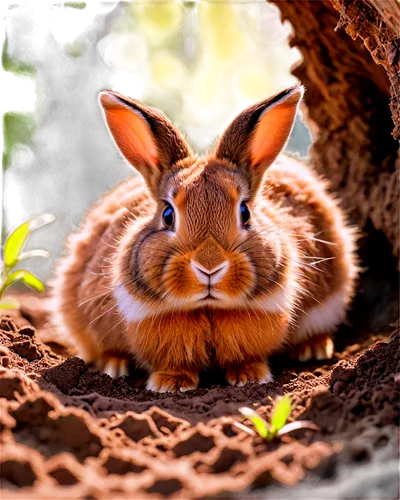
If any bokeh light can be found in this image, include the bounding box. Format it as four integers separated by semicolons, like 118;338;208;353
63;33;89;59
144;52;187;92
131;3;185;43
236;64;272;101
249;1;280;19
257;12;291;44
96;1;303;152
111;33;146;70
182;71;224;128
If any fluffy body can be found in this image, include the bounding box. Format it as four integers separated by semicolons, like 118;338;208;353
53;87;358;392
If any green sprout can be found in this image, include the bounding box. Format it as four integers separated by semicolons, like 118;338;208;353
0;214;55;309
238;395;319;440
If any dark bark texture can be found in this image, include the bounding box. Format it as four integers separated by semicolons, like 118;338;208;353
273;0;399;261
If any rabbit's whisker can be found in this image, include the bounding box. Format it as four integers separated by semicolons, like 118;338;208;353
78;290;113;308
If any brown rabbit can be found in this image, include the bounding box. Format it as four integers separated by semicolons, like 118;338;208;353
53;85;358;392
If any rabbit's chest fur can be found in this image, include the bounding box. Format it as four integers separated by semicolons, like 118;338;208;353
123;308;289;371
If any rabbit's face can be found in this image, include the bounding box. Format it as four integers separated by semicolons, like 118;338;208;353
128;157;282;311
101;86;303;316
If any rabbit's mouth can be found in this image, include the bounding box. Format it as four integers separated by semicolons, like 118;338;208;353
200;291;218;302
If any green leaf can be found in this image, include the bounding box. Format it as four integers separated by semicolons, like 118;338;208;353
18;249;51;263
238;407;269;439
3;270;45;294
4;222;29;269
270;395;292;434
278;420;320;437
4;214;55;269
0;297;20;309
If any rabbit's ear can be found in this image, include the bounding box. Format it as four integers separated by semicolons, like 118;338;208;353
215;85;303;194
99;91;192;194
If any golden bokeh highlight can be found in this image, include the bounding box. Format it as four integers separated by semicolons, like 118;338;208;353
97;2;301;152
130;3;185;43
151;54;186;89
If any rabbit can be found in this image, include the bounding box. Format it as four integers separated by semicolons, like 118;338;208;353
53;84;358;392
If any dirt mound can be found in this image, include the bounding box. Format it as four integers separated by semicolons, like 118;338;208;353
0;295;398;498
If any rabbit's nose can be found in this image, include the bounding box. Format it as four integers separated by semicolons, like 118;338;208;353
193;236;225;267
191;260;229;286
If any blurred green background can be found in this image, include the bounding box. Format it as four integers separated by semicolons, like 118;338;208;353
1;1;311;282
111;0;308;154
1;0;310;175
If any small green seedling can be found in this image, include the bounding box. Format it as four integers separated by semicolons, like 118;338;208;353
239;395;319;440
0;214;55;309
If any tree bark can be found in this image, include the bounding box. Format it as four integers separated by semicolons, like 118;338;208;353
273;0;399;261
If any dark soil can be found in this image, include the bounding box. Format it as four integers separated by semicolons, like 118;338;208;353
0;294;398;499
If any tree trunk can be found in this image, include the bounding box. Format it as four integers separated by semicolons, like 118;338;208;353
273;0;399;262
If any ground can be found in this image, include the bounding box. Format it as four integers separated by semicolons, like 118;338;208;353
0;293;398;499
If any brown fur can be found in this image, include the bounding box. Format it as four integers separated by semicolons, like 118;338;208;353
53;86;358;392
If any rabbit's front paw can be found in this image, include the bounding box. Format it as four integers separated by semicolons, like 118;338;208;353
225;361;273;387
94;352;130;378
146;370;199;393
292;335;335;362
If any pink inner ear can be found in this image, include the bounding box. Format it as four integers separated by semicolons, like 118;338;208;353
101;95;159;168
250;96;299;168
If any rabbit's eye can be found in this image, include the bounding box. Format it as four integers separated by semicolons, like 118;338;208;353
240;201;251;227
162;204;175;230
